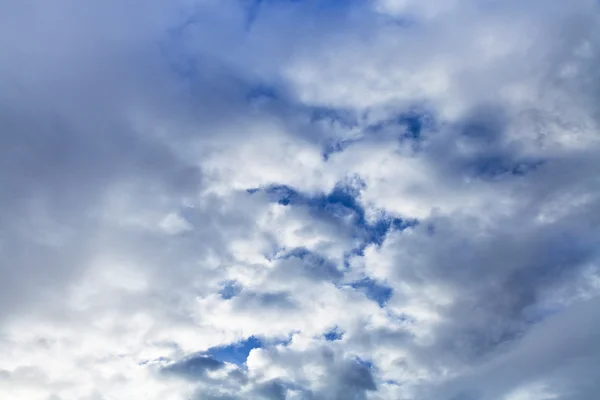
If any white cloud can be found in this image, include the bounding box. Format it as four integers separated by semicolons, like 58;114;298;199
1;0;600;399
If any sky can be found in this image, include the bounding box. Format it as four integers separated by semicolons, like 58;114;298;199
1;0;600;399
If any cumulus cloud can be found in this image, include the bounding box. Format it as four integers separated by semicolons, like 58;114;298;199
1;0;600;399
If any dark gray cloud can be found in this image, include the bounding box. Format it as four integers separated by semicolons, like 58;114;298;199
162;355;225;380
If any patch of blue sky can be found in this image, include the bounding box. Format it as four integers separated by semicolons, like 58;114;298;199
206;336;263;365
324;327;344;341
350;278;393;307
366;216;416;246
219;281;242;300
366;110;436;142
206;335;296;366
322;110;436;159
345;216;417;266
321;137;360;160
250;180;417;256
246;82;281;102
257;182;367;229
262;184;302;206
386;310;413;324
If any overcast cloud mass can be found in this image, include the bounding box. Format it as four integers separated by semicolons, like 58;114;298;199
1;0;600;399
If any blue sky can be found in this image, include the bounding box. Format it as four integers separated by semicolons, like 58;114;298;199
1;0;600;399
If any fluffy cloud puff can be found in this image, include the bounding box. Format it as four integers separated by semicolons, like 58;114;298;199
1;0;600;399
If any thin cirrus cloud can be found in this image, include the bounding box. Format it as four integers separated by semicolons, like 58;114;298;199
1;0;600;399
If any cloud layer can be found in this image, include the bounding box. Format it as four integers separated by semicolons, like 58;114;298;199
1;0;600;399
